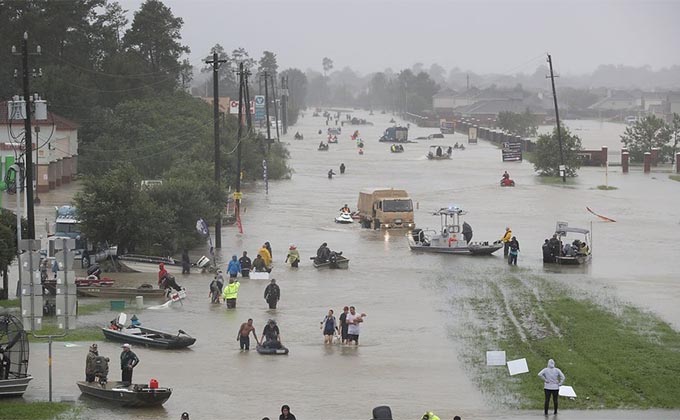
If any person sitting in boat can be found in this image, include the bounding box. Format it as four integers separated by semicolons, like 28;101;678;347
285;244;300;268
316;243;331;264
319;141;326;149
502;171;510;180
454;142;460;149
562;242;576;257
436;146;443;157
339;204;351;213
130;315;141;327
579;241;589;255
158;263;168;288
252;254;268;272
261;319;283;349
328;250;343;268
548;234;561;258
160;273;183;292
447;146;453;155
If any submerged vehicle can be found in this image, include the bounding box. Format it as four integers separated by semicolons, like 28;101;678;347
77;381;172;407
335;212;354;224
102;313;196;349
407;206;503;255
0;315;33;397
356;188;415;230
427;145;452;160
548;222;592;265
378;126;409;143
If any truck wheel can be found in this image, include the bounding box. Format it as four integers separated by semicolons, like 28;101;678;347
373;219;381;230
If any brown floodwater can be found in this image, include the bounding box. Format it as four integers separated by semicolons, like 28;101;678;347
5;109;680;419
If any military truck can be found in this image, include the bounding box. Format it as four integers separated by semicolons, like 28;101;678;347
356;188;415;230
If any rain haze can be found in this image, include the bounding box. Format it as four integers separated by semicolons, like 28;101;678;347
120;0;680;75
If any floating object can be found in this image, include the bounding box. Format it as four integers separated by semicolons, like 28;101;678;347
559;385;577;398
77;381;172;407
586;206;616;222
335;212;354;224
507;358;529;376
256;345;289;355
250;272;270;280
486;350;507;366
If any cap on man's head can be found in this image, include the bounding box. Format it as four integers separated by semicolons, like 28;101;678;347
122;343;131;349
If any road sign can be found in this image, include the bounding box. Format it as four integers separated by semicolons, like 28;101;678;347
233;191;243;200
254;95;265;121
229;100;255;115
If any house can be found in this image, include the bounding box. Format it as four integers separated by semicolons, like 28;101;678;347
588;90;637;111
452;97;549;123
1;100;79;193
641;92;668;112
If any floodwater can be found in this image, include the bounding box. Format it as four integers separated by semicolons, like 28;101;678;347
5;109;680;419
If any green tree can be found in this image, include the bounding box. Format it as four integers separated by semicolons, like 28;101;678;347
280;68;307;125
322;57;333;77
620;115;671;162
0;209;27;300
396;69;439;114
533;127;583;177
258;51;278;77
201;44;236;97
123;0;189;89
231;47;255;69
667;113;680;163
497;110;540;138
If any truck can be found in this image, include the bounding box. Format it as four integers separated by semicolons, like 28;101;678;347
378;126;408;143
356;188;415;230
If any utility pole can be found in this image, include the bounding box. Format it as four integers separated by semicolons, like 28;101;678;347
234;62;251;234
271;74;280;141
34;125;40;205
205;51;227;248
547;53;566;183
281;75;288;135
12;32;41;239
262;71;272;143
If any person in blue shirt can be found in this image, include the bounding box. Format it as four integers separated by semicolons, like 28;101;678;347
227;255;241;278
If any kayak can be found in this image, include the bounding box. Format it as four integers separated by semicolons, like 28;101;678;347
256;345;289;355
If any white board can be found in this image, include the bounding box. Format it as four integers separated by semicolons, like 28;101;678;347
486;351;507;366
249;272;270;280
559;385;577;398
507;358;529;375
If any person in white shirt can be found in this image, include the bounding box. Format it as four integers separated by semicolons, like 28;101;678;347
345;306;366;345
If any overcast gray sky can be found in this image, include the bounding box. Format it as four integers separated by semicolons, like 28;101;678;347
120;0;680;76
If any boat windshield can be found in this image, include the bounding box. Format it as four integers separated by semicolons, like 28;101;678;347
382;199;413;212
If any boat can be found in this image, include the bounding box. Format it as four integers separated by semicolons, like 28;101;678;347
256;345;289;355
379;126;410;143
102;313;195;349
118;255;182;274
335;212;354;224
0;315;33;397
328;136;338;144
500;178;516;187
407;206;503;255
551;222;592;265
318;143;329;151
311;254;350;269
77;285;167;299
427;145;452;160
77;381;172;407
390;144;404;153
293;132;304;140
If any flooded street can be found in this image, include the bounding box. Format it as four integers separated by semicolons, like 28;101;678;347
10;110;680;419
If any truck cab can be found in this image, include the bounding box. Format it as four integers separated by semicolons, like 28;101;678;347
357;188;415;230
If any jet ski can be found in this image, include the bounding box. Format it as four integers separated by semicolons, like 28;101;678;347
335;212;354;224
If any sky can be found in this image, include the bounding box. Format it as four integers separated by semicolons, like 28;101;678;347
119;0;680;77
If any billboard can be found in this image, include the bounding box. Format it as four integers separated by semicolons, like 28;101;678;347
502;141;523;162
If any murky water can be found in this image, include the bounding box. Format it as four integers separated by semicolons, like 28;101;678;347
5;110;680;419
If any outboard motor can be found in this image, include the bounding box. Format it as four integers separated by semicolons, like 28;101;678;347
93;356;110;384
87;263;102;279
371;405;393;420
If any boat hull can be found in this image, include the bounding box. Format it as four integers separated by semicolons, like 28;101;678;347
77;381;172;407
0;376;33;397
554;254;591;265
78;287;167;299
407;236;502;255
256;345;289;355
118;260;183;275
102;327;196;349
312;256;349;269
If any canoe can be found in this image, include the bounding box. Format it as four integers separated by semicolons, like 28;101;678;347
256;345;289;355
78;286;167;299
102;326;196;349
312;255;349;269
77;381;172;407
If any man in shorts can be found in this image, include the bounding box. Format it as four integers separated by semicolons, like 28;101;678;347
338;306;349;344
236;318;259;350
346;306;366;345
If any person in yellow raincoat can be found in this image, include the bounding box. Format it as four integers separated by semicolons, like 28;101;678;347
258;244;272;271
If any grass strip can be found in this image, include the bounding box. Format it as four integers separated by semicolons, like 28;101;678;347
0;299;20;308
0;402;75;420
29;325;102;342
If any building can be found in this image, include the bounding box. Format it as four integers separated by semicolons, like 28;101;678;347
588;90;637;111
0;101;79;193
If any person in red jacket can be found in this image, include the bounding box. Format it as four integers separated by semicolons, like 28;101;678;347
158;263;168;288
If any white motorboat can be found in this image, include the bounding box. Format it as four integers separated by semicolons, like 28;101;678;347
335;212;354;224
407;206;502;255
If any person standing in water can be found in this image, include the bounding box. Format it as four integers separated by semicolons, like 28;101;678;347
320;309;339;344
501;227;513;256
264;279;281;309
508;236;520;266
339;163;346;174
538;358;565;415
239;251;252;278
285;244;300;268
236;318;260;350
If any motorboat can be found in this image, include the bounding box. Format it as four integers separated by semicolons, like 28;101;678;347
0;315;33;397
256;345;289;355
390;144;404;153
293;132;303;140
500;178;516;187
427;145;452;160
311;253;349;269
78;285;167;299
335;212;354;224
407;206;503;255
102;313;195;349
318;143;329;151
77;381;172;407
118;254;209;274
549;222;592;265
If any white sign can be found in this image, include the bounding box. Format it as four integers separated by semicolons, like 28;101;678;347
507;358;529;376
228;100;255;115
559;385;577;398
486;351;507;366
